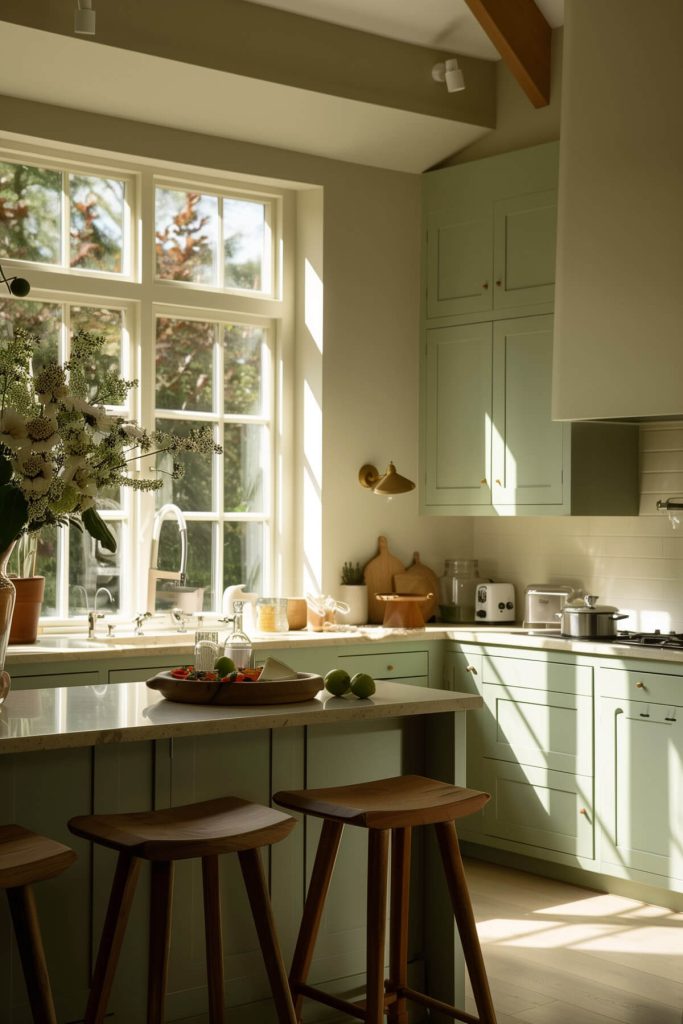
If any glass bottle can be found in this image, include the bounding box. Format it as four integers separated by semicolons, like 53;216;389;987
438;559;480;623
223;600;254;669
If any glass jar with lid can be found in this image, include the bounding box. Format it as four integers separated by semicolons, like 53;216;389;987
438;559;480;623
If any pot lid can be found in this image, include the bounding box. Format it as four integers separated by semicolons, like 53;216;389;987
564;594;619;614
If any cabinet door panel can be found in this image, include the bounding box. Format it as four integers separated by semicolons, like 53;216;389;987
598;696;683;886
492;315;567;507
479;759;594;859
427;209;492;318
425;323;492;506
481;683;593;776
493;190;557;309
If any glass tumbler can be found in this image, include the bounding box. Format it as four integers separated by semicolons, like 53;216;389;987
194;629;219;673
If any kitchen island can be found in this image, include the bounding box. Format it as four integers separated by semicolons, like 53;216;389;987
0;678;481;1024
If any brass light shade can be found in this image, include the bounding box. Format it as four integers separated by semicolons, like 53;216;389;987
358;462;415;496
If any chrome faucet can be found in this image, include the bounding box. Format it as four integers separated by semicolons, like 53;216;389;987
87;587;113;638
147;503;188;614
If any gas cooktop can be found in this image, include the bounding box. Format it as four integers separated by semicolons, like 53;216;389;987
520;629;683;649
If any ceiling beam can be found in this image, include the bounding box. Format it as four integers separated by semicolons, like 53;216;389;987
463;0;551;107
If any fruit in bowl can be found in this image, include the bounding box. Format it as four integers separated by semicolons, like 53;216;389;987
169;665;262;683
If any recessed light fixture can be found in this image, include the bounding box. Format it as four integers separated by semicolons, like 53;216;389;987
432;58;466;93
74;0;96;36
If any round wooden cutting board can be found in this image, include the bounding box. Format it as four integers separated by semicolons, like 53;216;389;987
400;552;440;622
363;536;405;624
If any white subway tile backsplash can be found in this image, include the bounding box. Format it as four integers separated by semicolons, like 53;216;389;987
472;422;683;630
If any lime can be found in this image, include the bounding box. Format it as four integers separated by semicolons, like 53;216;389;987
324;668;351;696
214;655;236;677
350;672;376;699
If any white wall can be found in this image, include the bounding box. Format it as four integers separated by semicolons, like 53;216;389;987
474;424;683;630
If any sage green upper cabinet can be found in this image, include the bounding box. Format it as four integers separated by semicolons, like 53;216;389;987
424;143;559;322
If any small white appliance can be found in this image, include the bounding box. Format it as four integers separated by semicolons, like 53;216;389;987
474;583;516;623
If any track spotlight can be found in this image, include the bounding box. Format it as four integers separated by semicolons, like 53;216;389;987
74;0;96;36
432;58;465;93
0;263;31;298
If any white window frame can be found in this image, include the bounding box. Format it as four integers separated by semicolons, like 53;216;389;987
0;135;293;628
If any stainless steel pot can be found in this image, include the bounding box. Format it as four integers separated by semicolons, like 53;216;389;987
557;594;628;639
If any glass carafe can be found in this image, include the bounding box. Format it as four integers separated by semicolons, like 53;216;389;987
438;559;480;623
223;600;254;669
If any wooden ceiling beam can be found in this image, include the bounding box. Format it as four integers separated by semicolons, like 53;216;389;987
463;0;552;107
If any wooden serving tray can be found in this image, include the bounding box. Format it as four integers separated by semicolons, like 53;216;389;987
146;671;324;706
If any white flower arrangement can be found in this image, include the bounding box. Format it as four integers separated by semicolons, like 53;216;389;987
0;327;222;568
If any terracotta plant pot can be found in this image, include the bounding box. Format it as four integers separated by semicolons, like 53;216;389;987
9;576;46;645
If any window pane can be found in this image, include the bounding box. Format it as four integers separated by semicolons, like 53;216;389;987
37;527;59;618
71;306;124;399
70;174;125;273
0;161;61;264
156;519;214;611
224;198;266;291
224;324;264;415
224;424;266;513
223;522;264;594
0;298;61;373
156;317;214;412
155;418;215;512
68;520;122;616
155;187;217;285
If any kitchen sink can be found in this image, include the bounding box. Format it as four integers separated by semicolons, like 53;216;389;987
30;633;195;650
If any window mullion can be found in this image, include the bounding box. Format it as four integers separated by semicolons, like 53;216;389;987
61;171;69;270
214;322;224;611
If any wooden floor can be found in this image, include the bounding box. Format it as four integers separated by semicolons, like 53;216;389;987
463;858;683;1024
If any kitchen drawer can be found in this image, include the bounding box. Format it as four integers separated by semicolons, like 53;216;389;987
11;670;101;690
479;758;594;860
338;650;429;680
483;654;593;696
110;663;179;684
598;666;683;706
481;682;593;775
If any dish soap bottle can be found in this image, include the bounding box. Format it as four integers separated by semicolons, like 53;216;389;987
223;600;254;669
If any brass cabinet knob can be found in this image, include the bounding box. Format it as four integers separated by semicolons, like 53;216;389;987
579;807;588;816
480;478;487;486
386;664;394;671
466;665;478;675
496;279;502;287
482;282;489;289
495;479;502;486
636;681;646;689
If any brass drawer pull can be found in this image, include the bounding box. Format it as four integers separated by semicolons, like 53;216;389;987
386;664;394;672
635;681;646;689
466;665;478;675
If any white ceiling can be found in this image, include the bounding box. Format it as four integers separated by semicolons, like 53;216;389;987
243;0;565;60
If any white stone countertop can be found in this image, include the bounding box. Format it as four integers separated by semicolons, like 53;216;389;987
0;680;482;754
5;624;683;667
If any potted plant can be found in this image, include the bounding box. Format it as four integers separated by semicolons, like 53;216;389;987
339;561;368;625
0;327;222;661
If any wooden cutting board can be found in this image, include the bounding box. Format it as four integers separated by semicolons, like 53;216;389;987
363;536;405;624
401;552;440;622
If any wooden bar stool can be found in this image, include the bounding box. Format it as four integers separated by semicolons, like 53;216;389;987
0;824;76;1024
68;796;298;1024
274;774;497;1024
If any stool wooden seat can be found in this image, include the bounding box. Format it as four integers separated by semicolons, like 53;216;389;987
0;824;76;1024
274;775;496;1024
69;796;297;1024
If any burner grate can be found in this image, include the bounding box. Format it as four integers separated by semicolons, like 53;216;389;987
614;630;683;649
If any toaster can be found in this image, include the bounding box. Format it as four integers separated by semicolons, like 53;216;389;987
474;583;515;623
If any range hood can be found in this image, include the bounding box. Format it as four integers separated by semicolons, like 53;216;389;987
552;0;683;422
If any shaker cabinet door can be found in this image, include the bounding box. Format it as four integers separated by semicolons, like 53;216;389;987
426;207;493;319
424;322;492;507
597;696;683;887
493;189;557;309
491;315;567;508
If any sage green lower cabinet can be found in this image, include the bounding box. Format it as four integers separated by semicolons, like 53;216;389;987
597;666;683;891
449;642;683;900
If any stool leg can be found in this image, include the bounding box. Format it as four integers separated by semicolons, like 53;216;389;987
366;828;390;1024
435;822;497;1024
148;860;174;1024
288;819;343;1019
6;884;58;1024
387;827;411;1024
85;851;141;1024
238;847;297;1024
202;855;225;1024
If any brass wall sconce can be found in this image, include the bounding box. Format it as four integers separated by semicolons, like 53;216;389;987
0;262;30;297
358;462;415;496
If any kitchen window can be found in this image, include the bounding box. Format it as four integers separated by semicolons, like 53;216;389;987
0;142;287;623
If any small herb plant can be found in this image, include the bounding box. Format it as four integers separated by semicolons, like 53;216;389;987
340;561;364;586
